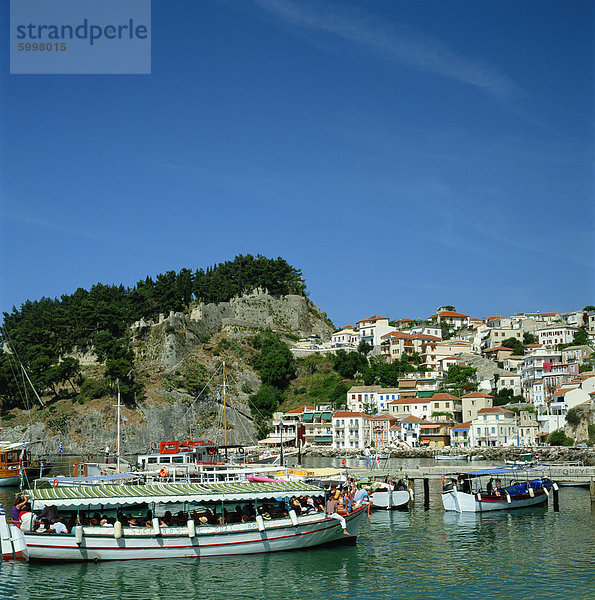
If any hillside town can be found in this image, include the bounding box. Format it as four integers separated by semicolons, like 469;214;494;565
267;307;595;451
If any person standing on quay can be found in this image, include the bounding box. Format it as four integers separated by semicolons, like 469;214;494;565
363;446;372;469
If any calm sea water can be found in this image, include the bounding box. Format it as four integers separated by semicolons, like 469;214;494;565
1;457;593;600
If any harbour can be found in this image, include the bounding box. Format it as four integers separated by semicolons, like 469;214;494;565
1;455;594;600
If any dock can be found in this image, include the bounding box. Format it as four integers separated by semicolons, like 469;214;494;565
344;464;595;486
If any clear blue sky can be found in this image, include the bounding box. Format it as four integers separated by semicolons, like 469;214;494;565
1;0;593;327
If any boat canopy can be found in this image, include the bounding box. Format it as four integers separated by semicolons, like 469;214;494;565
447;467;526;477
25;481;325;509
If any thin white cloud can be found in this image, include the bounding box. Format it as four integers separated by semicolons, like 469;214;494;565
252;0;521;99
0;207;132;247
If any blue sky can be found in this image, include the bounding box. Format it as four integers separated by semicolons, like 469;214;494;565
1;0;593;327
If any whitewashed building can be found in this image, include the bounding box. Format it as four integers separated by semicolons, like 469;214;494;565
332;411;371;450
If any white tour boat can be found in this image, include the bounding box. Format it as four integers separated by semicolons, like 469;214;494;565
10;480;366;561
441;467;556;513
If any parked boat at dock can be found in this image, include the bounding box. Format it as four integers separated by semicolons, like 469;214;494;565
0;442;46;487
11;480;366;561
441;467;556;513
368;480;411;510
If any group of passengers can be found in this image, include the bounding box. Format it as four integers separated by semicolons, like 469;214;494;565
12;496;69;533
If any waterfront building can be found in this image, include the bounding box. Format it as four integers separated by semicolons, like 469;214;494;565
346;385;398;413
398;415;425;447
332;411;370;450
418;421;452;447
450;421;472;447
469;407;517;447
369;414;399;449
302;407;334;447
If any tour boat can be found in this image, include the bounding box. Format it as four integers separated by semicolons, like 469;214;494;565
11;480;366;561
0;442;45;487
136;440;289;483
441;467;556;513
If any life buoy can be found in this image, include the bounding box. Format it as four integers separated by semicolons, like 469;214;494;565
238;447;245;454
150;442;157;451
207;447;217;456
442;476;445;486
342;458;347;466
159;467;168;478
52;479;59;487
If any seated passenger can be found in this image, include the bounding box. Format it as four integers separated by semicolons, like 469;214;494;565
50;517;68;534
19;503;37;532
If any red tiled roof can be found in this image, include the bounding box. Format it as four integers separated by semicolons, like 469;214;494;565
369;414;399;421
357;315;389;324
477;407;514;414
333;411;371;418
484;346;514;352
451;421;473;430
431;393;460;400
285;405;315;414
401;415;425;423
438;311;469;318
462;391;493;398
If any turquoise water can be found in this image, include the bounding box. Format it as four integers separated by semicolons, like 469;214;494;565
1;460;594;600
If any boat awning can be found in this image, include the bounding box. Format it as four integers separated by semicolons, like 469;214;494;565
447;467;525;477
25;481;325;509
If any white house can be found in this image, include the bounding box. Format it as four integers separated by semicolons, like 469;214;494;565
332;411;371;450
537;324;579;348
357;316;396;349
388;397;431;420
331;325;359;347
470;408;517;447
460;391;493;422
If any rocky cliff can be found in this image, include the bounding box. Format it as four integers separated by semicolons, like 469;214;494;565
0;291;333;457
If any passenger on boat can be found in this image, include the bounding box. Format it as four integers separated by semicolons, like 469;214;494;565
326;496;350;536
341;493;353;514
50;517;68;534
19;503;37;532
353;487;369;507
12;495;28;521
160;511;172;526
127;517;138;527
395;479;407;491
36;517;50;532
329;485;341;501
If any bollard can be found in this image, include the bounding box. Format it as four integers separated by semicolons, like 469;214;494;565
408;479;415;509
553;486;559;512
423;478;430;510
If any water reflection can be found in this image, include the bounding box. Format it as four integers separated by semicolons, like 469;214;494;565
1;483;594;600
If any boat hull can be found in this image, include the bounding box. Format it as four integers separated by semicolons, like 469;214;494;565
0;476;22;487
442;488;549;512
371;490;410;510
24;508;366;562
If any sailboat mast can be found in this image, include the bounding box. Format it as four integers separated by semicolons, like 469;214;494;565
116;383;121;474
223;361;227;451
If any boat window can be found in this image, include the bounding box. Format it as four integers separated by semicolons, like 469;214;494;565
160;457;171;463
172;456;184;463
147;457;158;464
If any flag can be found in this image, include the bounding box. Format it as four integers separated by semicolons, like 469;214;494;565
376;454;381;467
217;388;221;402
59;442;63;453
